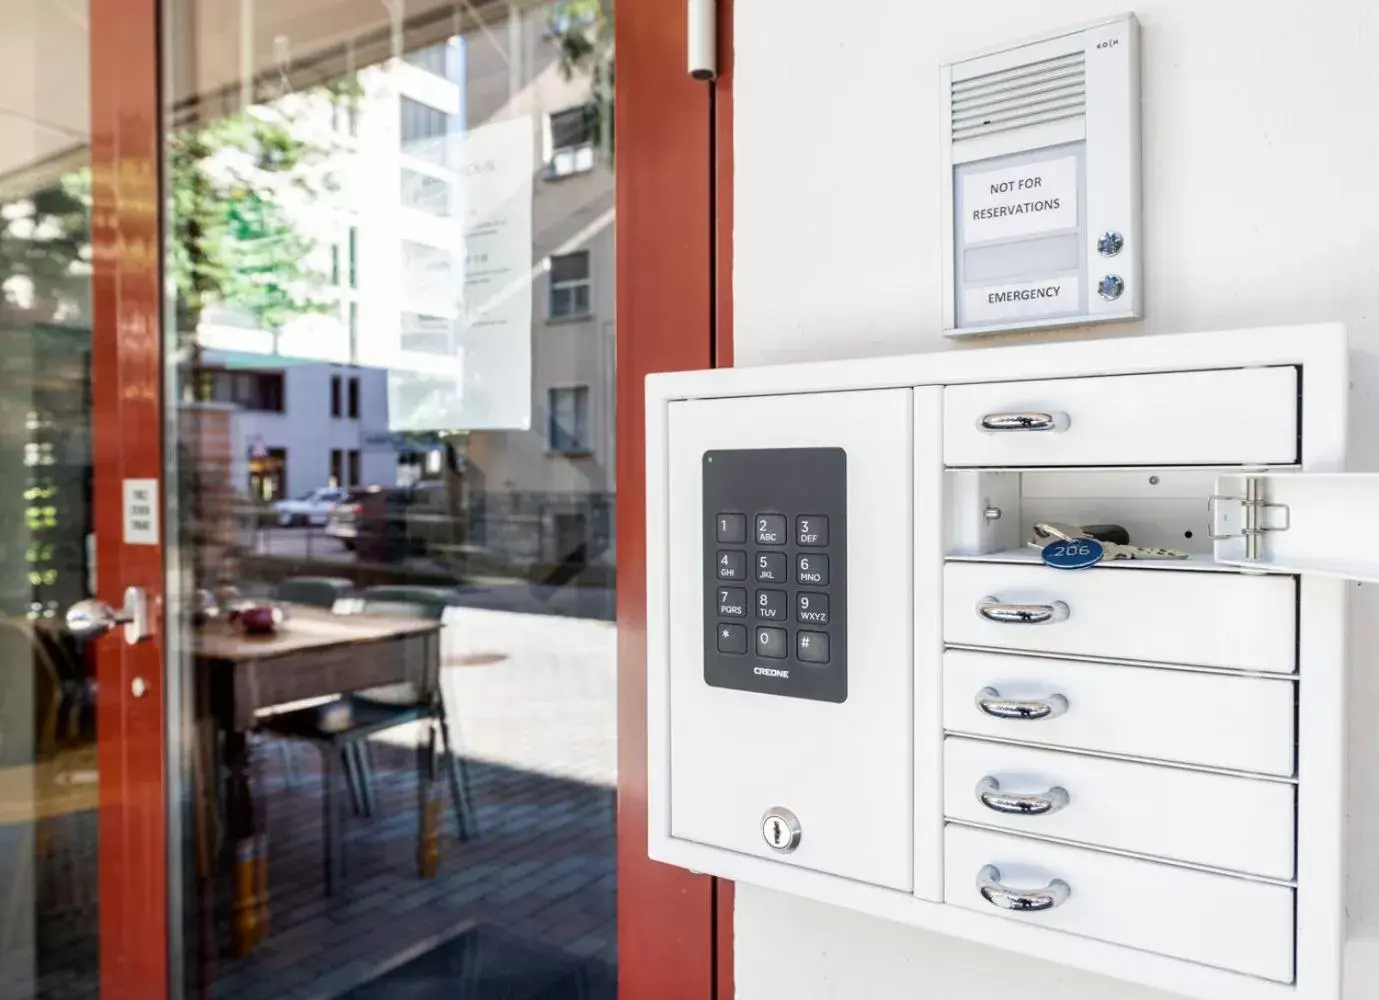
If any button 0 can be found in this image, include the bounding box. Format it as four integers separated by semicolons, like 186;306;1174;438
756;552;787;583
717;623;747;654
796;553;829;586
717;587;747;617
756;627;788;659
755;589;787;621
716;513;746;544
755;514;787;545
796;631;829;664
796;515;829;547
716;551;746;580
796;591;830;625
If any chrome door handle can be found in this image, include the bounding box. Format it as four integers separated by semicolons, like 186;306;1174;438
976;776;1070;816
977;411;1070;433
977;597;1069;625
977;865;1070;911
66;586;153;646
975;686;1069;721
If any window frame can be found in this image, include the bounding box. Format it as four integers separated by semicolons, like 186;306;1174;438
547;384;592;455
547;104;599;178
548;249;593;321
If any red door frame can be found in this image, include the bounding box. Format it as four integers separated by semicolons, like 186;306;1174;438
90;0;170;997
615;0;735;997
87;0;735;995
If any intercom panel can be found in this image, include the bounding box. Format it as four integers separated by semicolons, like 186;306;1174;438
666;389;914;890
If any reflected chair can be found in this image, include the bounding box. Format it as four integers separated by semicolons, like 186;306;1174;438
258;592;475;895
270;576;355;609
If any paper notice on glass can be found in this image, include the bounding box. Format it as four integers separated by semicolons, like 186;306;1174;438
961;156;1078;244
388;116;535;432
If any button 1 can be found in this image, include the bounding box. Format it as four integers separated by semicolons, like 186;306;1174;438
717;623;747;654
755;514;787;545
717;587;747;617
796;631;829;664
796;553;829;586
796;515;829;546
755;589;787;621
716;551;746;580
756;552;787;583
756;626;788;659
716;513;746;544
796;591;830;625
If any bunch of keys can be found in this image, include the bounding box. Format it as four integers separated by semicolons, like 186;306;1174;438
1029;521;1190;570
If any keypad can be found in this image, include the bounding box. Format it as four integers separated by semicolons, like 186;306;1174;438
756;589;787;621
797;515;828;546
716;513;747;544
756;552;788;583
717;587;747;617
756;627;788;659
755;514;788;545
716;551;746;580
702;448;846;703
796;553;829;586
717;623;747;654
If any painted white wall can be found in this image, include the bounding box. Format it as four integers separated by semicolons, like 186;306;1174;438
732;1;1379;997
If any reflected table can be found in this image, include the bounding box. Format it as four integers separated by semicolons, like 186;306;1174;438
193;606;442;957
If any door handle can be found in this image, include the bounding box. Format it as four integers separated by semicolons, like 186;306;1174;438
976;776;1070;816
977;597;1069;625
977;864;1071;912
66;586;153;646
975;686;1069;721
977;411;1070;433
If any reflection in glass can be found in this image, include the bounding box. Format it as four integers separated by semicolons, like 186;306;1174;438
167;1;617;996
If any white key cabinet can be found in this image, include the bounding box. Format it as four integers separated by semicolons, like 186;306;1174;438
645;324;1378;1000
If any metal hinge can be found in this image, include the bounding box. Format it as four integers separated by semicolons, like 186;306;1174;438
1208;476;1291;560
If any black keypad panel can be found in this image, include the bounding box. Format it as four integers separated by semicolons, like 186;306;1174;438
703;448;846;703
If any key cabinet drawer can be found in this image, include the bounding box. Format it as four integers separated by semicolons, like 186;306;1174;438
944;561;1298;673
943;366;1299;467
945;825;1295;983
944;738;1296;879
942;650;1296;776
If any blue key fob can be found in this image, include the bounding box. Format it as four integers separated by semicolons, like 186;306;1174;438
1041;538;1104;570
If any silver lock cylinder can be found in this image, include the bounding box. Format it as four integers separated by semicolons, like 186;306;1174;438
760;807;802;853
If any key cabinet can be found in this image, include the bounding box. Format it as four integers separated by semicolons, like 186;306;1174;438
646;324;1379;1000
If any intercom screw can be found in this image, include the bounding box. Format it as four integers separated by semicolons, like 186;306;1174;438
1097;231;1124;257
1097;274;1125;301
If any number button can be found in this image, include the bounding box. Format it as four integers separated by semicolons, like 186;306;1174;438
796;631;830;664
796;553;829;585
796;515;828;546
718;588;747;617
756;627;788;659
796;592;830;625
716;513;746;544
756;552;787;583
755;514;787;545
717;551;746;580
717;624;747;654
756;589;787;621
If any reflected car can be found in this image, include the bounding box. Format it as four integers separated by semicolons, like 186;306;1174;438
273;487;347;527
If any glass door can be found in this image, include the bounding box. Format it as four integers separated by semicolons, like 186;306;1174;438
0;1;169;999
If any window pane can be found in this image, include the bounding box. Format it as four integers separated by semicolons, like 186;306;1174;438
166;2;618;995
550;250;589;283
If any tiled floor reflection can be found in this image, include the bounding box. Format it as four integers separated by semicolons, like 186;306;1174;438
3;609;617;1000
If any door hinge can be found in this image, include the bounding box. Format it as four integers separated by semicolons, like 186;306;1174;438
1209;476;1291;560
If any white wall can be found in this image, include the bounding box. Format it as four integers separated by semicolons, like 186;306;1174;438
732;1;1379;997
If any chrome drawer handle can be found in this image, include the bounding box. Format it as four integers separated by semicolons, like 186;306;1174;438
975;687;1069;721
977;411;1070;433
977;864;1071;912
977;597;1069;625
976;776;1070;816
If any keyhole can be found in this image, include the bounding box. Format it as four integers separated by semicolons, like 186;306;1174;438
771;819;784;845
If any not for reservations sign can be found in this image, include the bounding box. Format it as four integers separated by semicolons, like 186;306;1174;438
962;156;1078;244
